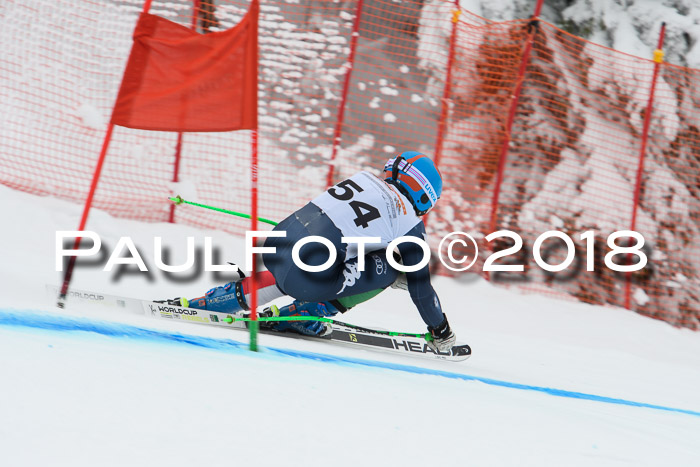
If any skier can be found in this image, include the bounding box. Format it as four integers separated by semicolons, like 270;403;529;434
171;151;456;352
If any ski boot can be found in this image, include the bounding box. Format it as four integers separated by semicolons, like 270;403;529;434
157;280;249;313
265;300;338;337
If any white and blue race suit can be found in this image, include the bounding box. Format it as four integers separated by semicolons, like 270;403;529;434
262;171;444;328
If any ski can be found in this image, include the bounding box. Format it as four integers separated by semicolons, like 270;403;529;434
144;300;470;361
46;285;471;362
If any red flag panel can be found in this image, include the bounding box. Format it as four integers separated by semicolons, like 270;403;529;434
111;0;258;132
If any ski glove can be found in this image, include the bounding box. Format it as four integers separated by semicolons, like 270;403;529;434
426;314;456;352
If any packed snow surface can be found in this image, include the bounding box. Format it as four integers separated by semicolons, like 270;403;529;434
1;184;700;466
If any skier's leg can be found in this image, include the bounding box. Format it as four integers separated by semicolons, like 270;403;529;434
265;253;397;336
168;204;336;313
266;248;396;302
324;249;399;300
266;278;389;336
259;203;401;335
182;270;285;313
326;252;406;310
182;246;397;321
263;203;348;301
266;217;398;300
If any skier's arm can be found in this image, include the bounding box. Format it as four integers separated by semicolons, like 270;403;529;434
396;223;445;329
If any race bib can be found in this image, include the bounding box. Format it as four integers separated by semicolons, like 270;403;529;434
311;172;421;260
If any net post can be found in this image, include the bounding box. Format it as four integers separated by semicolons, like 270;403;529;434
169;133;184;223
58;0;157;307
624;22;666;310
426;0;461;228
192;0;201;29
533;0;544;18
325;0;365;188
488;11;542;236
58;124;116;307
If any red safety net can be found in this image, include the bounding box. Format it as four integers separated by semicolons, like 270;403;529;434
1;0;699;328
439;12;700;329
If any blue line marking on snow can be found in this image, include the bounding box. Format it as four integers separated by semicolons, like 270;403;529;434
2;309;699;418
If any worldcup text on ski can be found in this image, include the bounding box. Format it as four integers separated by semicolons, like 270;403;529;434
55;230;648;274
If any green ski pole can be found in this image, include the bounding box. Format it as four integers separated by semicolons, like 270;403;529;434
169;195;279;226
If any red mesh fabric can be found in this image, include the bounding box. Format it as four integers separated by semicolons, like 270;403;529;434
112;1;258;132
438;15;700;329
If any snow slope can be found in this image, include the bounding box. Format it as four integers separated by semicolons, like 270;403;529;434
1;184;700;466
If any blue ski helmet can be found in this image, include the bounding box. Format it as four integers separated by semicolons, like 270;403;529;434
383;151;442;216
